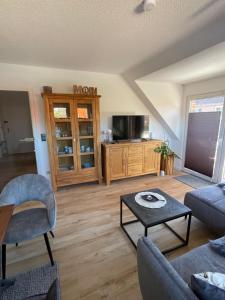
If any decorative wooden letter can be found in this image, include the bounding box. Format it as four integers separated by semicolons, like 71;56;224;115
73;85;97;96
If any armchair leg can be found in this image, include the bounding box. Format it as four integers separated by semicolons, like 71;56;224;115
50;231;55;238
44;233;54;266
2;244;6;279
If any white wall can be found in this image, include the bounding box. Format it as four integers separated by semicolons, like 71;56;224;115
136;80;183;139
184;74;225;97
0;62;167;178
135;80;184;169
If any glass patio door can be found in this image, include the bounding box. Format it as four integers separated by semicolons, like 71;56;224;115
184;94;225;182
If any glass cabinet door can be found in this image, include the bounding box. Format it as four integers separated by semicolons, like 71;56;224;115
52;100;76;173
76;100;96;169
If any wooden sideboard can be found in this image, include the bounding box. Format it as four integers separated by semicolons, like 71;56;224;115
102;140;162;185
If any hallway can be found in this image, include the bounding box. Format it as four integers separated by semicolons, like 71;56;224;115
0;152;36;191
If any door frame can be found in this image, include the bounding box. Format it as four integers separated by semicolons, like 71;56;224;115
182;91;225;183
0;88;39;172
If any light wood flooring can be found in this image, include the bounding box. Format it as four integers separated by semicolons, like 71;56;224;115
6;173;218;299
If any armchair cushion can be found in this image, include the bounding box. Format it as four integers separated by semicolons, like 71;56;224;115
3;208;51;244
23;279;60;300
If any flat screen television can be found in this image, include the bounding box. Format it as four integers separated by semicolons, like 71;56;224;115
112;115;149;141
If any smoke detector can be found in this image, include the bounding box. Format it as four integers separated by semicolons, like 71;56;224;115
143;0;157;11
135;0;157;14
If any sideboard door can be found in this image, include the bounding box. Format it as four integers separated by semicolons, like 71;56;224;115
143;143;160;174
109;147;127;179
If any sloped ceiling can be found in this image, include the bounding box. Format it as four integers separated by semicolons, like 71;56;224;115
139;41;225;84
1;0;225;147
0;0;225;74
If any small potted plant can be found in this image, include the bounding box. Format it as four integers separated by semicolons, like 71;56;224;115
154;141;179;175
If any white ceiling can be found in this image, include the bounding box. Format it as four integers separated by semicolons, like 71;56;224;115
141;41;225;84
0;0;225;74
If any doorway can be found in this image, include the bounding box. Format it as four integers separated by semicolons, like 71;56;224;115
184;94;225;182
0;90;37;190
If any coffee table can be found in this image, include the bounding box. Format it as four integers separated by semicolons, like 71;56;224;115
120;188;192;254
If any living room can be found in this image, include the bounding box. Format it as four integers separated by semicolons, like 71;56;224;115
1;1;225;299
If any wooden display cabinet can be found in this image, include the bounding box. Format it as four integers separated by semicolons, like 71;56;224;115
43;93;102;190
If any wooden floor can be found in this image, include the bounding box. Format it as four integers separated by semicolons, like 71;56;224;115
6;173;217;299
0;152;37;191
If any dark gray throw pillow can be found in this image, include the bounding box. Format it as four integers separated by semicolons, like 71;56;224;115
217;182;225;194
209;236;225;257
191;273;225;300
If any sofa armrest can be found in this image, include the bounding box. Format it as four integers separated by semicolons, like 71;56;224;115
137;237;198;300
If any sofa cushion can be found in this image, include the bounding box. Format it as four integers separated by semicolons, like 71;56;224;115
209;236;225;257
191;272;225;300
184;185;225;233
171;239;225;285
185;185;225;214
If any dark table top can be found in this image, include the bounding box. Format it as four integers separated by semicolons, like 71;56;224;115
121;188;191;227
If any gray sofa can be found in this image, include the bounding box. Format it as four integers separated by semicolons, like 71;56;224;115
137;237;225;300
184;184;225;234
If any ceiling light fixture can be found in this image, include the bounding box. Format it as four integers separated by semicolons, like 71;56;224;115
143;0;156;11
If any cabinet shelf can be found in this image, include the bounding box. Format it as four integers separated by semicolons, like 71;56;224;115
78;118;93;122
56;137;73;140
80;152;94;156
58;153;73;157
54;118;71;122
79;136;94;139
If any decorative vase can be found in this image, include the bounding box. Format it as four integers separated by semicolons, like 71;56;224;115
161;155;174;175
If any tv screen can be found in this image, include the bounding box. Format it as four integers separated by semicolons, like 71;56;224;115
112;115;149;141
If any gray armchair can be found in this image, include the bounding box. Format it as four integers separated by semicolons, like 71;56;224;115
23;279;60;300
0;174;56;279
